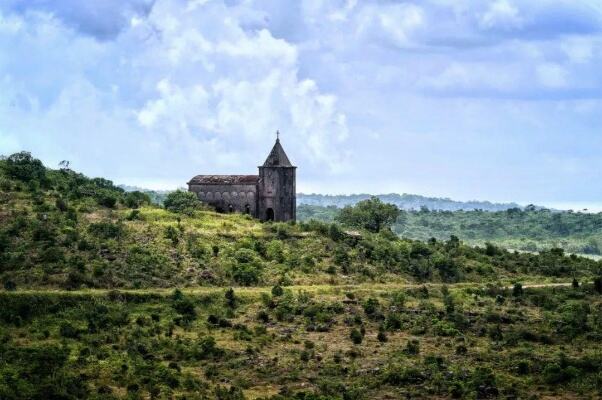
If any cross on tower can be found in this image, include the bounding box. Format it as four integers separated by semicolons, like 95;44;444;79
276;130;280;141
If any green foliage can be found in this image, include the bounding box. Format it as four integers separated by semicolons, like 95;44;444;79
164;190;200;214
336;197;400;233
88;221;123;239
300;203;602;255
350;328;363;344
124;190;151;208
2;151;46;183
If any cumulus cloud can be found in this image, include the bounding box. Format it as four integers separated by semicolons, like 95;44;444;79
1;0;602;201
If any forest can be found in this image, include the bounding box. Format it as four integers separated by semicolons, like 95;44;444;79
298;204;602;256
1;152;601;399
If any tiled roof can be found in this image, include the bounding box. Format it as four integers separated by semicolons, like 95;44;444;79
188;175;259;185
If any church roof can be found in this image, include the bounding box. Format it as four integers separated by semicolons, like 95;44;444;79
262;138;294;167
188;175;259;185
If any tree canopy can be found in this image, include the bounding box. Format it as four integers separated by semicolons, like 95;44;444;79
336;197;400;233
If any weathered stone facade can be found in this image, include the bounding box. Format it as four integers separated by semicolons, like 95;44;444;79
188;138;296;222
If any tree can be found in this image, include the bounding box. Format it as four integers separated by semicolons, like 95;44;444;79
336;197;400;233
164;190;200;214
124;191;151;208
3;152;46;183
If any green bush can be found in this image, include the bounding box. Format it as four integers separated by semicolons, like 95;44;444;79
350;328;363;344
164;190;200;214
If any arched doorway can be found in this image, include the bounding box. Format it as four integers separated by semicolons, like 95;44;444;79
228;204;233;213
245;204;250;214
266;208;274;221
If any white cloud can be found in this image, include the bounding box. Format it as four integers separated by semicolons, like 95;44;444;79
479;0;523;31
1;0;602;201
536;63;568;88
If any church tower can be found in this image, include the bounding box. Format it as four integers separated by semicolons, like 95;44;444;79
258;135;296;222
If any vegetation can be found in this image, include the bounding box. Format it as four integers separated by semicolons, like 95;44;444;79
1;152;602;399
0;284;601;399
299;204;602;255
298;193;521;212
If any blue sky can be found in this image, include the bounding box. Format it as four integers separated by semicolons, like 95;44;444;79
1;0;601;207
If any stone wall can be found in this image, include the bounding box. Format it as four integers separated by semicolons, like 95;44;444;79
188;183;258;216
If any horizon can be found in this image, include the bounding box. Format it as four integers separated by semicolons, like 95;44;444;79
1;1;602;207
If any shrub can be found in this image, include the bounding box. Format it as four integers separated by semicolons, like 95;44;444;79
164;190;200;214
88;222;123;239
3;280;16;291
59;322;79;338
271;284;284;297
225;288;237;308
232;263;261;286
512;283;523;297
172;291;196;322
404;339;420;355
124;191;151;208
165;225;180;246
594;277;602;294
96;191;118;208
350;328;363;344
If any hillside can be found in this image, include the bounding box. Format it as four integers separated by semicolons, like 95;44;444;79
1;152;602;399
298;193;523;212
0;155;599;290
298;204;602;256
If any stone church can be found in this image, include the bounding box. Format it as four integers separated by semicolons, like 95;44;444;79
187;136;296;222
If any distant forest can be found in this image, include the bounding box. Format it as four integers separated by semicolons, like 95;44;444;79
297;193;523;212
298;204;602;256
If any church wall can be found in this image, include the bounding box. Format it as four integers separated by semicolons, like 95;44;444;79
189;183;257;216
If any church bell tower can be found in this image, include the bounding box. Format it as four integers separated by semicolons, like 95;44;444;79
258;133;296;222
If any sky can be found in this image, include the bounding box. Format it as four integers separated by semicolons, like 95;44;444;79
0;0;601;208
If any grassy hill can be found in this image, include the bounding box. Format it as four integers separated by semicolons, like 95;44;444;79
1;152;602;399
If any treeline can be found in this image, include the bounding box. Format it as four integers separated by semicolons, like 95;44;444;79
298;193;522;211
298;204;602;255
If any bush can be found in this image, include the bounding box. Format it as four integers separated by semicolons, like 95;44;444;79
350;328;363;344
232;263;261;286
124;191;151;208
404;339;420;355
59;322;79;338
164;190;200;214
172;290;197;322
271;285;284;297
96;191;118;208
88;221;123;239
594;277;602;294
